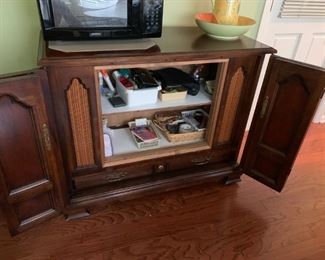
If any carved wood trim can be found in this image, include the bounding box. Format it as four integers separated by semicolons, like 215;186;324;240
217;67;245;143
0;93;31;107
66;79;95;167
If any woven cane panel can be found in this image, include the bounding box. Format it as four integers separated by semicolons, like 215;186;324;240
66;79;95;167
217;67;245;143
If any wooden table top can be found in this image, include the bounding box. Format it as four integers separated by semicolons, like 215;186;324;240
39;27;276;66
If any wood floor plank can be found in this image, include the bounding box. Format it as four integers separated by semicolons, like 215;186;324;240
0;123;324;260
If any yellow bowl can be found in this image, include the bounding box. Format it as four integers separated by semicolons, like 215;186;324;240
195;13;256;40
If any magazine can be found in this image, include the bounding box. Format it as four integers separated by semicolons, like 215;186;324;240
130;126;158;142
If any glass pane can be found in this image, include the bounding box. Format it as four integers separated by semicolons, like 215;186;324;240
52;0;128;28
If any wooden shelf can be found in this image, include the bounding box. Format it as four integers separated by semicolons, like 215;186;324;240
101;86;214;167
106;126;205;156
101;87;212;115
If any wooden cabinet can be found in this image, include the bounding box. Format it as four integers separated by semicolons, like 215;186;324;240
0;27;324;235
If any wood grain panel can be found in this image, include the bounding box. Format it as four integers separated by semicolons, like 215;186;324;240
14;193;53;222
217;67;244;143
66;78;95;167
39;27;276;67
261;75;309;153
242;56;325;191
0;95;46;192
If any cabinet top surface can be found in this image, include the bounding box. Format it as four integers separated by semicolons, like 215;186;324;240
39;27;276;66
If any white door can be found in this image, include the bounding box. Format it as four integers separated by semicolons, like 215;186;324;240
247;0;325;127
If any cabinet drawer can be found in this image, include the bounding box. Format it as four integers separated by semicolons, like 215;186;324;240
166;148;235;172
74;163;154;190
74;148;235;190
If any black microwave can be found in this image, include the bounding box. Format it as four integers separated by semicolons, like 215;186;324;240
37;0;164;41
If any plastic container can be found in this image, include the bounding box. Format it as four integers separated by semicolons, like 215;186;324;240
114;72;161;107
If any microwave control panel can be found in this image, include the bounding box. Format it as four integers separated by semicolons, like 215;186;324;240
143;0;164;35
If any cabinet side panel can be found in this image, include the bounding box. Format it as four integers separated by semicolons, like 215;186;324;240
213;55;265;157
66;78;95;167
216;67;244;143
47;66;101;178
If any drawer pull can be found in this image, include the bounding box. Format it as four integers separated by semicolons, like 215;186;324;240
157;164;165;171
191;157;211;165
155;164;167;173
105;172;127;182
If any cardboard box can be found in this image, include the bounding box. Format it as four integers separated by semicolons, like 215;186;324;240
158;88;187;101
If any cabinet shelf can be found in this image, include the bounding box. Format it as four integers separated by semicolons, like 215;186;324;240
106;126;205;157
98;60;229;167
101;87;212;115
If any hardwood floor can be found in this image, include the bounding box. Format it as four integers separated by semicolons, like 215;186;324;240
0;124;324;260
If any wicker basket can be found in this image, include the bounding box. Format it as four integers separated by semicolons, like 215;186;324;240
153;111;206;143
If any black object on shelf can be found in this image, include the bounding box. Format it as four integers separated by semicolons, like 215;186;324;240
153;68;200;96
132;68;160;89
108;96;126;107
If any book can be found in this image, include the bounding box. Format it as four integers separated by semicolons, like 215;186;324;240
130;126;158;142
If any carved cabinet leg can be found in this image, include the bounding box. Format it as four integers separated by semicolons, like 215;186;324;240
64;208;90;221
224;174;242;185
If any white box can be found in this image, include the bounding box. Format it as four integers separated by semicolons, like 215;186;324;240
115;79;161;107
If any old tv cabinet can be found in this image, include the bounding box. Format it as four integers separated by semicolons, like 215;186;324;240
0;27;324;235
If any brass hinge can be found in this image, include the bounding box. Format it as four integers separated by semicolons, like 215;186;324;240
42;123;52;151
260;96;270;119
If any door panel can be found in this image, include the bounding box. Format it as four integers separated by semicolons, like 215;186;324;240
14;193;54;222
0;72;63;235
272;33;302;59
0;95;47;191
242;56;325;191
